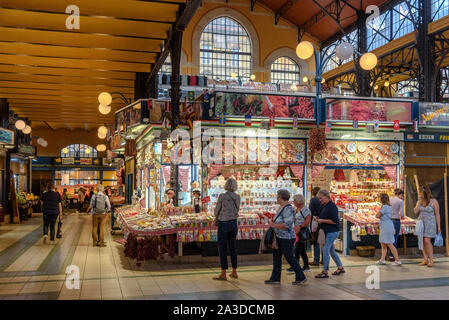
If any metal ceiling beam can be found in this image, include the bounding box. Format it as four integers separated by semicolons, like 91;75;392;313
43;121;54;132
145;0;202;89
250;0;257;11
275;0;300;25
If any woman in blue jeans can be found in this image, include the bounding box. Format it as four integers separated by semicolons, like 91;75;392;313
213;178;240;281
315;189;345;278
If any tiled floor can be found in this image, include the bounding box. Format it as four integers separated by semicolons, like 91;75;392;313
0;213;449;300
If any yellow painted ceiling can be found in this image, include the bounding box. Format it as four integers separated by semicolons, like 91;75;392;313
0;0;185;129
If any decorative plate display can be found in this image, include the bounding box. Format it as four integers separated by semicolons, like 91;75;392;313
296;153;305;162
358;154;366;163
390;144;399;154
248;141;258;151
347;143;356;153
296;142;305;152
248;151;257;162
392;155;399;164
259;141;269;151
347;154;356;164
313;153;323;162
357;143;367;153
260;152;270;163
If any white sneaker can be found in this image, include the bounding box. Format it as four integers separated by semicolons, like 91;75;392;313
393;261;402;266
375;260;386;265
43;235;48;244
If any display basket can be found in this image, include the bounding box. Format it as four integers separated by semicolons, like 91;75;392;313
356;245;376;257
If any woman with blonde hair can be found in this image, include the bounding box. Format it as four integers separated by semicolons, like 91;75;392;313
414;185;441;267
375;193;402;266
213;177;240;280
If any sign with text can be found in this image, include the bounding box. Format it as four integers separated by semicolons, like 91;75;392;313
61;157;75;165
419;102;449;126
80;158;92;165
406;133;449;142
18;144;35;156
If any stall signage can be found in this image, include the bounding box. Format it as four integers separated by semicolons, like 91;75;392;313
419;103;449;126
154;142;162;155
326;131;404;141
80;158;92;165
61;157;75;165
110;134;122;150
0;128;14;145
406;133;449;142
18;144;35;155
115;101;142;132
213;91;315;120
326;98;412;122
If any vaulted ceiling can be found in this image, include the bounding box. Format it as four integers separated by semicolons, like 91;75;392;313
0;0;185;130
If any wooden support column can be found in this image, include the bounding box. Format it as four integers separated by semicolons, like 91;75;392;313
170;29;183;206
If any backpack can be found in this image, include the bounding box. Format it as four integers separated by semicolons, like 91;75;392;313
94;194;107;214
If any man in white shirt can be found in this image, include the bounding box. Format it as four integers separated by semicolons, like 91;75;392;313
389;188;404;261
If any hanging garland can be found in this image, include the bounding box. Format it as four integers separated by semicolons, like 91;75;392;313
308;127;327;153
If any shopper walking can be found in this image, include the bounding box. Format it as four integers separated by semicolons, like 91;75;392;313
77;188;85;213
389;188;405;261
90;185;111;247
287;194;311;273
315;190;345;278
265;189;306;286
375;193;402;266
41;184;63;245
309;186;322;266
414;185;441;267
213;178;240;281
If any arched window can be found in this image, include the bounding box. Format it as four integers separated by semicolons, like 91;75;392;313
270;57;301;84
200;16;252;81
61;144;97;158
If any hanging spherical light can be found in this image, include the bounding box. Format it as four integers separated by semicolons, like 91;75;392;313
250;74;256;81
384;80;390;87
98;131;107;139
359;52;378;70
15;120;26;130
85;148;91;154
96;144;106;152
335;42;354;61
98;92;112;105
22;125;31;134
231;72;237;79
37;138;44;146
98;126;108;135
296;41;315;60
41;140;48;147
98;104;111;115
374;85;379;90
302;76;309;83
62;148;69;154
321;78;326;84
290;84;297;91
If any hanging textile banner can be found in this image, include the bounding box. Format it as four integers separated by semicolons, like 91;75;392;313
290;165;304;188
383;165;397;182
311;165;326;180
208;164;224;181
179;167;190;191
162;166;171;185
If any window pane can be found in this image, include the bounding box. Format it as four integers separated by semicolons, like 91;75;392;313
200;16;252;81
270;56;300;84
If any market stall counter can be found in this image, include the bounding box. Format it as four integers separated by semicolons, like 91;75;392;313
17;193;40;221
116;205;272;261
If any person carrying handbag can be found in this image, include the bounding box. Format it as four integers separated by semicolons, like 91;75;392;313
309;186;322;266
213;178;240;281
287;194;312;273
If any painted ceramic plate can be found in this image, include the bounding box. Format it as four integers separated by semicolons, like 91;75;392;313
259;141;269;151
347;154;356;164
390;144;399;154
347;143;356;153
248;141;258;151
260;152;270;162
248;151;258;162
296;143;305;152
392;155;399;164
357;143;367;153
296;153;305;162
314;153;323;162
358;154;366;163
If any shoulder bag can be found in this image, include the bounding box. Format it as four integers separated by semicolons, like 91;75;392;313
264;204;291;246
298;208;311;242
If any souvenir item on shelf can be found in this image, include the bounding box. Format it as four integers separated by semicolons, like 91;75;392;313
314;153;323;162
259;141;269;151
248;151;258;162
347;154;356;164
347;143;356;153
296;153;305;162
390;143;399;154
248;140;258;151
296;142;305;152
392;155;399;164
357;143;367;153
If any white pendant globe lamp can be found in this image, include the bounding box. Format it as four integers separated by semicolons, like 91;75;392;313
15;120;26;130
22;125;31;134
335;42;354;60
296;41;315;60
98;92;112;106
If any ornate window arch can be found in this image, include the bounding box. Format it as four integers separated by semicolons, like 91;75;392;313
61;144;97;158
192;7;260;78
264;47;310;83
270;56;301;84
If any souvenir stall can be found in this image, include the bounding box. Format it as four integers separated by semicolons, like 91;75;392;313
309;96;417;255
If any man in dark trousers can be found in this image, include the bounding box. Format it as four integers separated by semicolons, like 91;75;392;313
41;184;63;245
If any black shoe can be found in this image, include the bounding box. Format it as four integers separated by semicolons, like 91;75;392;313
292;279;307;286
302;267;311;272
265;280;280;285
286;268;294;273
